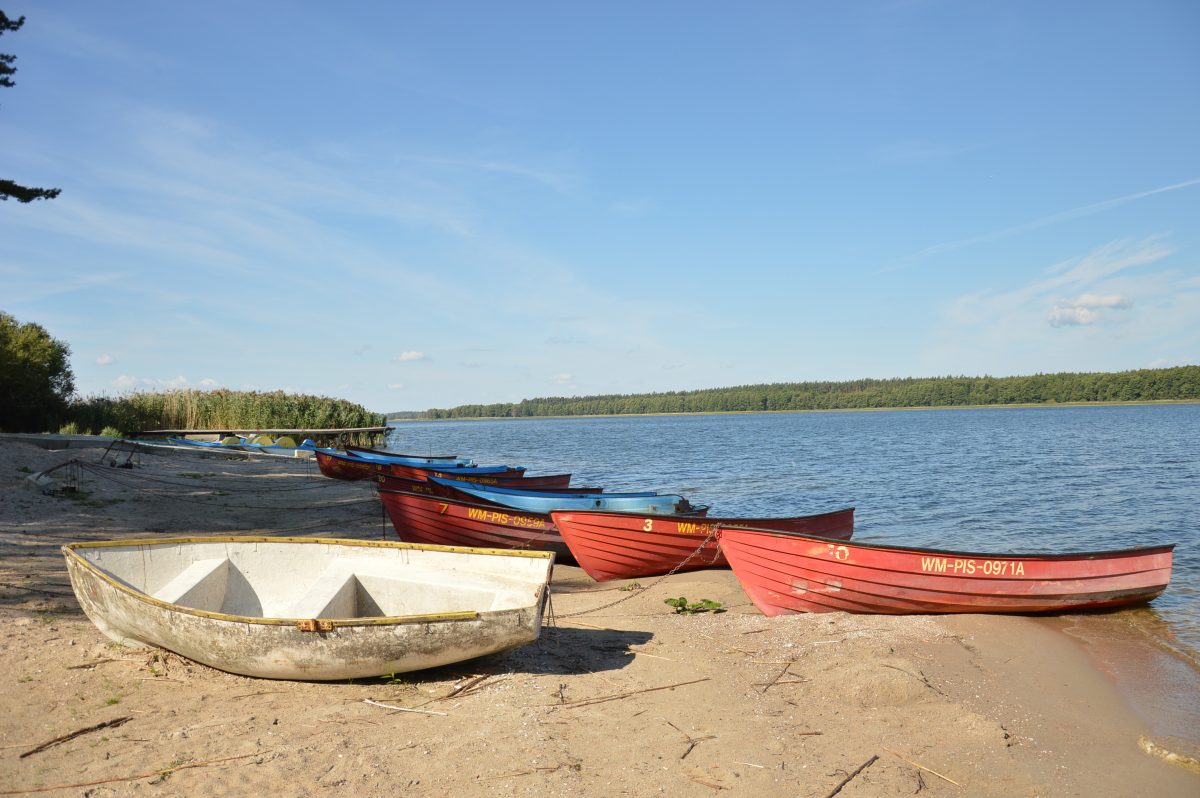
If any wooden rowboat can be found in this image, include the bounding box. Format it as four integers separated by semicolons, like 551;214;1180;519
377;473;602;498
549;508;855;582
379;488;573;560
427;477;703;515
63;537;554;680
343;449;475;467
345;444;465;463
718;526;1174;615
316;450;525;482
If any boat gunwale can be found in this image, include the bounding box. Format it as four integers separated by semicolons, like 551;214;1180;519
62;536;553;629
716;525;1176;562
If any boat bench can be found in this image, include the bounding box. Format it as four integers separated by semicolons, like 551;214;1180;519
148;556;535;618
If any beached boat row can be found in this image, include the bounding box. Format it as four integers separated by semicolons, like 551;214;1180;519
339;445;1173;616
62;439;1175;682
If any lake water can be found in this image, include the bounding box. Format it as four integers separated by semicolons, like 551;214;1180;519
387;404;1199;658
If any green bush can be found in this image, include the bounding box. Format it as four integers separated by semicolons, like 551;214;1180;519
0;311;75;432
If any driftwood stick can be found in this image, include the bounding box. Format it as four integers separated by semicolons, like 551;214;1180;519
557;677;711;709
684;772;728;791
0;750;267;795
882;747;961;787
759;661;796;693
440;674;489;700
363;698;448;716
65;659;122;670
19;717;132;758
822;754;879;798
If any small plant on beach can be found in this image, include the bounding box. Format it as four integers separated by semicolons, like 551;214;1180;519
664;597;724;615
618;581;643;592
104;695;120;706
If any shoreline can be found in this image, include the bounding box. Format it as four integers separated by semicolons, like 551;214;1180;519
393;398;1200;423
1;439;1197;794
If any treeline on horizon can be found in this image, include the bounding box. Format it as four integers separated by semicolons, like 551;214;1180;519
417;366;1200;419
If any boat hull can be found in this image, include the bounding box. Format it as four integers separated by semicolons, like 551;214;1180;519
374;470;580;494
718;527;1174;615
379;489;572;560
550;508;855;581
63;537;554;680
316;450;382;480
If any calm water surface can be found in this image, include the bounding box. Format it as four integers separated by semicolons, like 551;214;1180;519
387;405;1199;656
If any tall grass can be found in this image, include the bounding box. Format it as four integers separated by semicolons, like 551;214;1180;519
68;389;386;439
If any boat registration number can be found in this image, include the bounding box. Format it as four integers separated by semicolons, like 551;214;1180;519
466;507;546;529
918;556;1026;576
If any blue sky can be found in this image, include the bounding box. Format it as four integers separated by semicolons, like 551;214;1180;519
2;1;1198;413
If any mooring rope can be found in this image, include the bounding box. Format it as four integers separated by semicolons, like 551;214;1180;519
552;527;721;619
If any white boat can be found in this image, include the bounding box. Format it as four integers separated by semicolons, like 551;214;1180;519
63;536;554;680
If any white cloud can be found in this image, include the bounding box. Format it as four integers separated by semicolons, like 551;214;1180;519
396;351;427;362
388;383;406;390
926;236;1198;374
199;378;219;387
112;374;190;391
552;372;573;385
1047;293;1132;327
96;354;115;365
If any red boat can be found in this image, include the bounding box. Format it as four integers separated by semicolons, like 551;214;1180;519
316;450;532;484
382;462;529;483
718;526;1174;615
549;508;855;582
379;488;572;560
316;449;381;480
381;469;574;490
377;473;599;498
345;444;463;462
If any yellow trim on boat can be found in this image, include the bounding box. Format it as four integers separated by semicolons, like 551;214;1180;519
62;536;550;628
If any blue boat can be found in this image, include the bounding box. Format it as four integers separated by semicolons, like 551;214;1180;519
342;449;476;467
427;476;704;515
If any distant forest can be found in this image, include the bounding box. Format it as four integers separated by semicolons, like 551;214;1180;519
408;366;1200;420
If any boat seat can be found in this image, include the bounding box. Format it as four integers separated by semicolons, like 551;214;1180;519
151;558;230;611
283;557;520;619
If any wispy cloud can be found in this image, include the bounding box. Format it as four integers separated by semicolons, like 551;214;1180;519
552;372;573;385
388;383;406;390
396;351;427;362
1047;293;1132;327
96;354;115;366
926;236;1197;373
886;177;1200;270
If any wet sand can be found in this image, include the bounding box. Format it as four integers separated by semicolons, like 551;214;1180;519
1;438;1197;796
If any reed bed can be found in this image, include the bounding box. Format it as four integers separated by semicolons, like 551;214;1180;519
67;389;385;439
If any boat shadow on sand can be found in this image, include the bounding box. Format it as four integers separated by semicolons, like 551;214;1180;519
401;625;656;681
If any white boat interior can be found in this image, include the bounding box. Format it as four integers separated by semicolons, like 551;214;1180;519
75;538;550;620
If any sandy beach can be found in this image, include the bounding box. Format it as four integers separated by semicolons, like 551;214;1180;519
1;438;1197;796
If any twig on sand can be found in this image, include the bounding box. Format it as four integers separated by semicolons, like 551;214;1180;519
230;690;289;699
482;764;562;780
882;747;961;787
0;750;268;795
880;664;946;697
19;717;131;759
684;771;728;791
822;754;879;798
363;698;447;716
759;661;798;693
663;719;717;760
65;658;121;670
439;674;489;700
552;677;711;709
